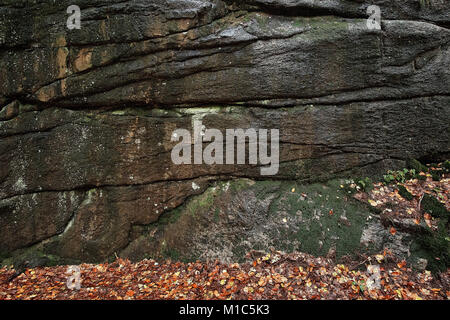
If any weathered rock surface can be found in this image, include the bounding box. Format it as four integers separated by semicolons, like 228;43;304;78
0;0;449;264
120;178;427;268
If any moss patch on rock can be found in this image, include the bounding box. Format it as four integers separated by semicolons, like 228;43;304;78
1;244;70;269
406;159;428;174
127;178;382;263
398;185;413;201
411;220;450;273
422;194;449;220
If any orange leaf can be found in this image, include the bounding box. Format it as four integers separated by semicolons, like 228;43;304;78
424;213;433;228
389;227;397;235
126;290;135;297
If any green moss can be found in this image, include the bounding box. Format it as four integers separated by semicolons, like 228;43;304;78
422;194;449;220
162;247;181;261
368;205;382;215
267;179;372;259
157;184;223;226
406;159;428;173
412;220;449;273
187;189;216;216
430;170;442;181
356;177;373;192
147;178;377;263
252;180;281;201
417;175;427;181
1;246;65;269
0;251;10;261
443;160;450;173
157;206;184;226
398;185;413;201
227;179;254;193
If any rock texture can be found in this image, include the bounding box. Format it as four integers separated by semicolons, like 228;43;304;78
0;0;449;263
121;178;423;265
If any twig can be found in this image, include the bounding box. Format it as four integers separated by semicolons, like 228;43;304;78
418;193;425;212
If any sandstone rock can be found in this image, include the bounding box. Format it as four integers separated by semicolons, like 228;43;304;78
0;0;448;263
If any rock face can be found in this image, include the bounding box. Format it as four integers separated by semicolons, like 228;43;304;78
0;0;449;264
120;178;422;265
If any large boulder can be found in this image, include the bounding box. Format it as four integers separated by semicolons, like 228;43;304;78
0;0;448;263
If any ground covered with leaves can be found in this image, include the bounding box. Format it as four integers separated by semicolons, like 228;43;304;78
1;160;448;300
0;251;448;300
351;160;449;273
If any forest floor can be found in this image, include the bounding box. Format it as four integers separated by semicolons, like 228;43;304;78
0;251;448;300
0;161;449;300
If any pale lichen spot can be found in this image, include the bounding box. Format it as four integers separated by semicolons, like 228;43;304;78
192;182;200;190
13;177;27;192
222;182;230;192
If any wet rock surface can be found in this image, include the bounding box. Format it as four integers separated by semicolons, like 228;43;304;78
0;0;449;264
122;178;433;270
